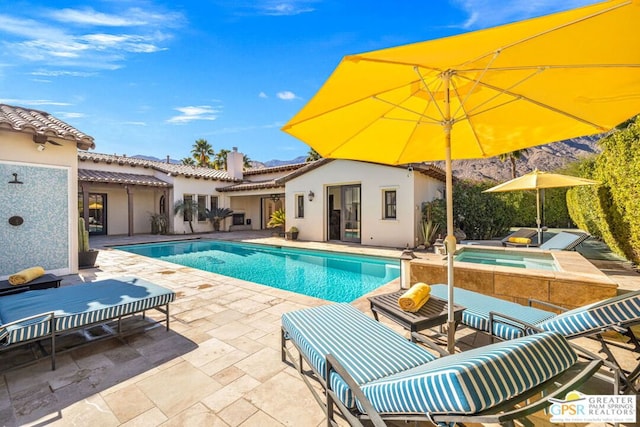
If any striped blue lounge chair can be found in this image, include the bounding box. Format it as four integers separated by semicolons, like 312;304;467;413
429;284;640;391
504;230;589;250
0;277;175;370
281;303;602;426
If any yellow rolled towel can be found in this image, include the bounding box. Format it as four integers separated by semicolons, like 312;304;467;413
508;237;531;245
398;283;431;312
8;266;45;285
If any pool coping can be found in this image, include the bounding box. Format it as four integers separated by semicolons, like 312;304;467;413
410;244;618;310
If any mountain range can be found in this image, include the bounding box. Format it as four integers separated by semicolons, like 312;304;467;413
132;136;601;182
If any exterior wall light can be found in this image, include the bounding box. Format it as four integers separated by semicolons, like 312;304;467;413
270;194;280;202
308;191;315;202
8;173;23;184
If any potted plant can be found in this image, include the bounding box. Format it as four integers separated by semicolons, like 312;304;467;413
78;217;98;268
206;207;234;231
149;213;169;234
285;226;299;240
267;208;286;237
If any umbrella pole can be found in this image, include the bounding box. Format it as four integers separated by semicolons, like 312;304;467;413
443;72;456;355
536;189;542;244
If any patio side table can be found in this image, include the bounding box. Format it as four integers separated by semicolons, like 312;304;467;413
368;290;465;344
0;274;62;296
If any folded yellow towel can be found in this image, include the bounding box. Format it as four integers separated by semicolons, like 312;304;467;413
8;266;45;285
508;237;531;244
398;283;431;312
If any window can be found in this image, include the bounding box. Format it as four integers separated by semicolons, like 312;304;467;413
159;195;166;214
183;195;193;222
296;194;304;218
210;195;218;212
384;190;396;219
197;195;207;221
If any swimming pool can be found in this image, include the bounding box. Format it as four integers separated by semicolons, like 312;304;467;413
114;240;400;303
454;247;559;271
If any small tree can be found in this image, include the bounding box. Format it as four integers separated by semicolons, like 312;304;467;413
174;198;200;233
207;207;233;231
267;208;286;234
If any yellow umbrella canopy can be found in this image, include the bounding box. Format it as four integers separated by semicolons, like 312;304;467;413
484;170;599;192
484;170;599;242
283;0;640;164
282;0;640;353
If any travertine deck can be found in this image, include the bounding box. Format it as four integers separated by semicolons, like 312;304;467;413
0;231;637;426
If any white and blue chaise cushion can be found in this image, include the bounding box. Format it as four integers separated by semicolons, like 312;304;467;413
282;303;437;408
0;277;175;345
429;285;555;340
359;331;577;415
537;290;640;337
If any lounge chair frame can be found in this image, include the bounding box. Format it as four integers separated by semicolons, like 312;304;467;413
325;354;601;427
281;320;604;427
504;230;589;250
487;297;640;392
500;228;537;247
0;303;171;372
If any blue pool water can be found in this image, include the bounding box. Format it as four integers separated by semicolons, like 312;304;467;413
114;240;400;302
454;247;558;271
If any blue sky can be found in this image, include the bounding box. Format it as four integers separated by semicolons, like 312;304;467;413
0;0;598;163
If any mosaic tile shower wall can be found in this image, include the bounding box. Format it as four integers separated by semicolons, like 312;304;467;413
0;163;69;275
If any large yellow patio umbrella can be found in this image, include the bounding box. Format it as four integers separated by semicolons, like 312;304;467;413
282;0;640;353
484;170;599;244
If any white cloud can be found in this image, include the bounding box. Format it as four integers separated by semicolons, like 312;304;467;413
56;112;85;119
49;7;185;28
451;0;599;29
223;1;317;16
276;91;298;100
258;91;268;98
31;69;96;77
260;2;315;16
167;106;221;124
0;6;183;72
0;98;71;106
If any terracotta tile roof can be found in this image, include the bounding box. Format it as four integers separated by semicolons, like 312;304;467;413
0;104;95;150
413;163;448;182
273;159;332;184
243;162;307;175
78;152;237;181
78;169;171;187
272;159;448;183
216;179;283;192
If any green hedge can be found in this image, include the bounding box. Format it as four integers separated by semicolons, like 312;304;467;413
423;179;573;241
566;116;640;263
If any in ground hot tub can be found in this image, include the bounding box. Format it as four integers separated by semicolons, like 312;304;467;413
410;245;617;310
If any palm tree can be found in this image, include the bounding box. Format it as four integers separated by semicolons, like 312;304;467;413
173;198;200;233
212;149;230;170
306;148;321;162
181;157;195;166
206;207;234;231
191;139;214;167
498;149;528;179
243;154;252;170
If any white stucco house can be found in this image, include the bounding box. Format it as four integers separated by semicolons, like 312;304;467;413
0;104;95;278
78;153;446;249
1;103;447;279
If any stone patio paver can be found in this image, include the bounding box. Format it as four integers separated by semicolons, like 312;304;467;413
0;231;638;426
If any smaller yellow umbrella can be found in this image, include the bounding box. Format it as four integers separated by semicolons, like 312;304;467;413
484;169;598;243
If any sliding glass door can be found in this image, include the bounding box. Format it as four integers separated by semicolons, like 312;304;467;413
341;185;361;243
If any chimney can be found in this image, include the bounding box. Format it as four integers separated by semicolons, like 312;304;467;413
226;147;244;180
166;155;170;164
